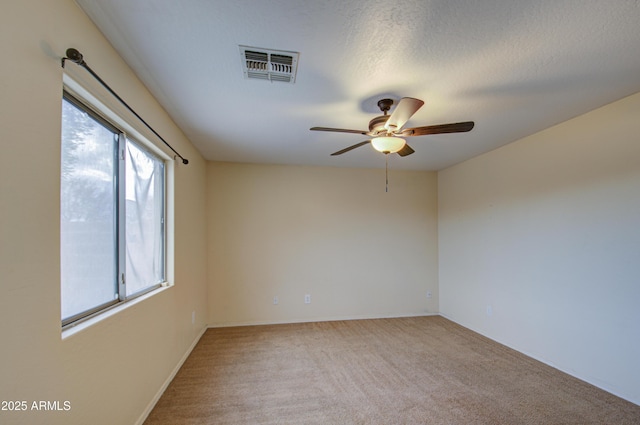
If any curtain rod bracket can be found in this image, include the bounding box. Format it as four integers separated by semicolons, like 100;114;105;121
61;48;189;165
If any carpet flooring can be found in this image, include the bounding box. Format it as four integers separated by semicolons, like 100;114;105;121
144;316;640;424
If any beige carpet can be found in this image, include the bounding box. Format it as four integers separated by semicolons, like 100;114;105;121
144;316;640;424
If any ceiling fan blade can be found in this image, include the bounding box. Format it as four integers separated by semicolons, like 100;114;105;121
330;141;371;156
405;121;475;136
397;144;415;157
310;127;368;135
384;97;424;132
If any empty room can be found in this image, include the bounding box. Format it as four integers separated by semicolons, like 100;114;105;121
1;1;639;424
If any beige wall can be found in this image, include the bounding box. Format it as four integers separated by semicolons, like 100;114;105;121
438;92;640;405
207;163;439;326
0;1;208;424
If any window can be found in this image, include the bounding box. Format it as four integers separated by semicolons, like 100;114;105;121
61;91;166;327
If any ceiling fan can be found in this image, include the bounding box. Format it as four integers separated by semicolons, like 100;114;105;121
310;97;474;157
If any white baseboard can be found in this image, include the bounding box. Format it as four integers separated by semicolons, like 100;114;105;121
207;312;439;328
134;325;208;425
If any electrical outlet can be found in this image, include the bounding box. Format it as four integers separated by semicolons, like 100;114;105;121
304;294;311;304
426;291;432;299
273;296;279;305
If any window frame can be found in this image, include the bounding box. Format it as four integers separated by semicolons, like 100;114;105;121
61;82;173;331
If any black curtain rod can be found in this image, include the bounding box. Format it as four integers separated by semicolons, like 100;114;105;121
61;48;188;165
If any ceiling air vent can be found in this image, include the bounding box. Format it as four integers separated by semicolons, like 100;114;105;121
239;45;299;84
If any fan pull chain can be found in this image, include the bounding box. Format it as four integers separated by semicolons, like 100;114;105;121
385;154;389;192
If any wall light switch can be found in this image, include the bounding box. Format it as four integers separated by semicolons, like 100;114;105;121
304;294;311;304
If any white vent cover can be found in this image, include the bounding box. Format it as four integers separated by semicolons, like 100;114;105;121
239;45;299;83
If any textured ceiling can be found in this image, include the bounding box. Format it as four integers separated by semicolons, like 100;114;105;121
75;0;640;170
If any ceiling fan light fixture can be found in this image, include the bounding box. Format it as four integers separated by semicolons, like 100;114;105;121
371;136;405;154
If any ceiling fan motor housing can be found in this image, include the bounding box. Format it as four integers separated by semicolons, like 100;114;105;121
369;115;390;134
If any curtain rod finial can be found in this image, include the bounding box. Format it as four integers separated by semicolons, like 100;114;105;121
65;48;85;65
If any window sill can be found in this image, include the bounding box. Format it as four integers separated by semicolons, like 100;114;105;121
61;284;172;340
